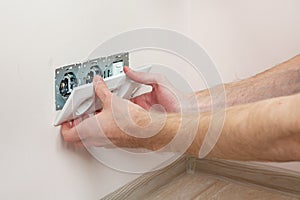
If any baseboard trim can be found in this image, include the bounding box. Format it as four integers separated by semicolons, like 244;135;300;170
101;156;300;199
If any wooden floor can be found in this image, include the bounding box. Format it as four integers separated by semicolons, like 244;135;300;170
102;156;300;200
144;172;298;200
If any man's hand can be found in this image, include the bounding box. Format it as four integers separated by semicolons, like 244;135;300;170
60;65;300;162
60;75;161;149
124;66;184;112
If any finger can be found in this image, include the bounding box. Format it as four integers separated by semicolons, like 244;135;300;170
61;122;81;143
93;75;112;104
130;93;153;110
124;66;162;85
74;141;85;148
71;118;82;128
81;114;90;121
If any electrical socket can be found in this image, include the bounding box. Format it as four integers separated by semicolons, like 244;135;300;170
55;52;129;110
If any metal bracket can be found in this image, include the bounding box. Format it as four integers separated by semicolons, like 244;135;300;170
55;52;129;110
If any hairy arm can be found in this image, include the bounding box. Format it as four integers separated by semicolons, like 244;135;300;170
140;93;300;162
197;54;300;112
61;56;300;162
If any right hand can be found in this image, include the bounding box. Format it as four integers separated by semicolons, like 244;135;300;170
124;66;184;112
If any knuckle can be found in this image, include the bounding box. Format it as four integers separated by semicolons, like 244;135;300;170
95;80;105;88
103;90;111;98
102;94;111;104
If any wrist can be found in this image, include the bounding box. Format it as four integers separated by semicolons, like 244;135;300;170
137;113;179;151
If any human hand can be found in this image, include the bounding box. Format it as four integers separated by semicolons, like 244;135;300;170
124;66;186;112
60;75;167;150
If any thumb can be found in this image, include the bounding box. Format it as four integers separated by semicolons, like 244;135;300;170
93;75;112;104
124;66;158;85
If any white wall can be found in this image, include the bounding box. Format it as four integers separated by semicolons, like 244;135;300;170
0;0;189;199
188;0;300;82
1;1;299;199
188;0;300;171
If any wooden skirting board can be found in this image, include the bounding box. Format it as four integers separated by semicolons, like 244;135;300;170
101;156;300;200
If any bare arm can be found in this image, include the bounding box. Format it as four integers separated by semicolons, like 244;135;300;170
61;76;300;162
197;54;300;112
142;93;300;162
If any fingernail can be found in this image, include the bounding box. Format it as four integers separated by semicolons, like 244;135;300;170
123;66;130;73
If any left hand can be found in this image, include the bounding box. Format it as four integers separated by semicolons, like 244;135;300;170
60;75;157;149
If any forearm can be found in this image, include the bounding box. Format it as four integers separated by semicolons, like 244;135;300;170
205;93;300;161
196;54;300;112
140;93;300;162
